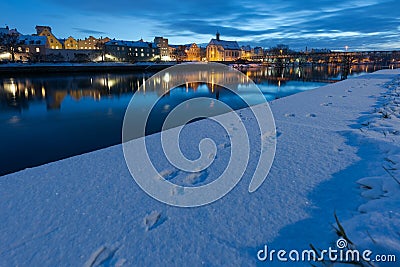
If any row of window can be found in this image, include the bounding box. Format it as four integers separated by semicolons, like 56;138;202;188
127;53;155;57
225;51;239;57
115;46;155;52
17;47;41;53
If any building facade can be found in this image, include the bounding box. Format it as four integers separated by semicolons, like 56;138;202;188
77;36;110;50
35;25;62;49
252;47;264;61
185;43;201;61
206;32;240;61
154;36;169;60
240;45;253;60
105;40;159;62
63;36;78;49
15;35;47;61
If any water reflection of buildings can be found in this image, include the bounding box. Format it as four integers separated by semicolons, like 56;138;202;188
0;74;149;111
245;64;388;87
149;69;248;94
0;64;392;110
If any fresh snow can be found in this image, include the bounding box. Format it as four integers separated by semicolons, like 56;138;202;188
1;69;400;266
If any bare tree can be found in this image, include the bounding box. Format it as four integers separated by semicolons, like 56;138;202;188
0;33;19;62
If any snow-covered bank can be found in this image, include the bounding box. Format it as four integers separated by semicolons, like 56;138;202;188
1;69;400;266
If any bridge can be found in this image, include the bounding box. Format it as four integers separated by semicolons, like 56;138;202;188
262;50;400;66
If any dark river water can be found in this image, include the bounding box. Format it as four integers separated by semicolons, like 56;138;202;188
0;64;392;176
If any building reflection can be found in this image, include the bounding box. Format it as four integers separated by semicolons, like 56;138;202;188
0;64;396;111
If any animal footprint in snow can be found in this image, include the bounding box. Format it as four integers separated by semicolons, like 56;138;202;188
208;152;217;160
144;211;162;231
171;185;184;196
84;244;120;267
284;113;296;117
157;168;179;180
320;102;332;107
218;142;231;149
306;113;317;118
184;170;208;185
334;147;343;152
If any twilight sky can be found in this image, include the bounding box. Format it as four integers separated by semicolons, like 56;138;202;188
1;0;399;51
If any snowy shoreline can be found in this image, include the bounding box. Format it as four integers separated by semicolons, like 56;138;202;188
1;69;399;266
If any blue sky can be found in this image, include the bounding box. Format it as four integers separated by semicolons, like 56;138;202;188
1;0;399;51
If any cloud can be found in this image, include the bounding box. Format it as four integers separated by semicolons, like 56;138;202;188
72;28;107;35
6;0;400;50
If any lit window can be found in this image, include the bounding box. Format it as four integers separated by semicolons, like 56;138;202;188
141;53;144;57
135;53;138;56
56;46;59;49
26;48;30;53
135;48;137;51
141;48;143;52
147;54;149;56
36;47;40;53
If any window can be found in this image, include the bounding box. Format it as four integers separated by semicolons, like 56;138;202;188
135;48;137;51
26;48;30;53
141;53;144;57
117;47;120;51
147;54;149;57
50;39;53;43
122;47;125;51
36;47;40;53
135;53;138;56
141;48;143;52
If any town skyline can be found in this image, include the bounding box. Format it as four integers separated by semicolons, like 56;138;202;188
1;0;399;51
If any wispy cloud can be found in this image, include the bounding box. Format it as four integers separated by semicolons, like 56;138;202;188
2;0;399;50
72;28;107;35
